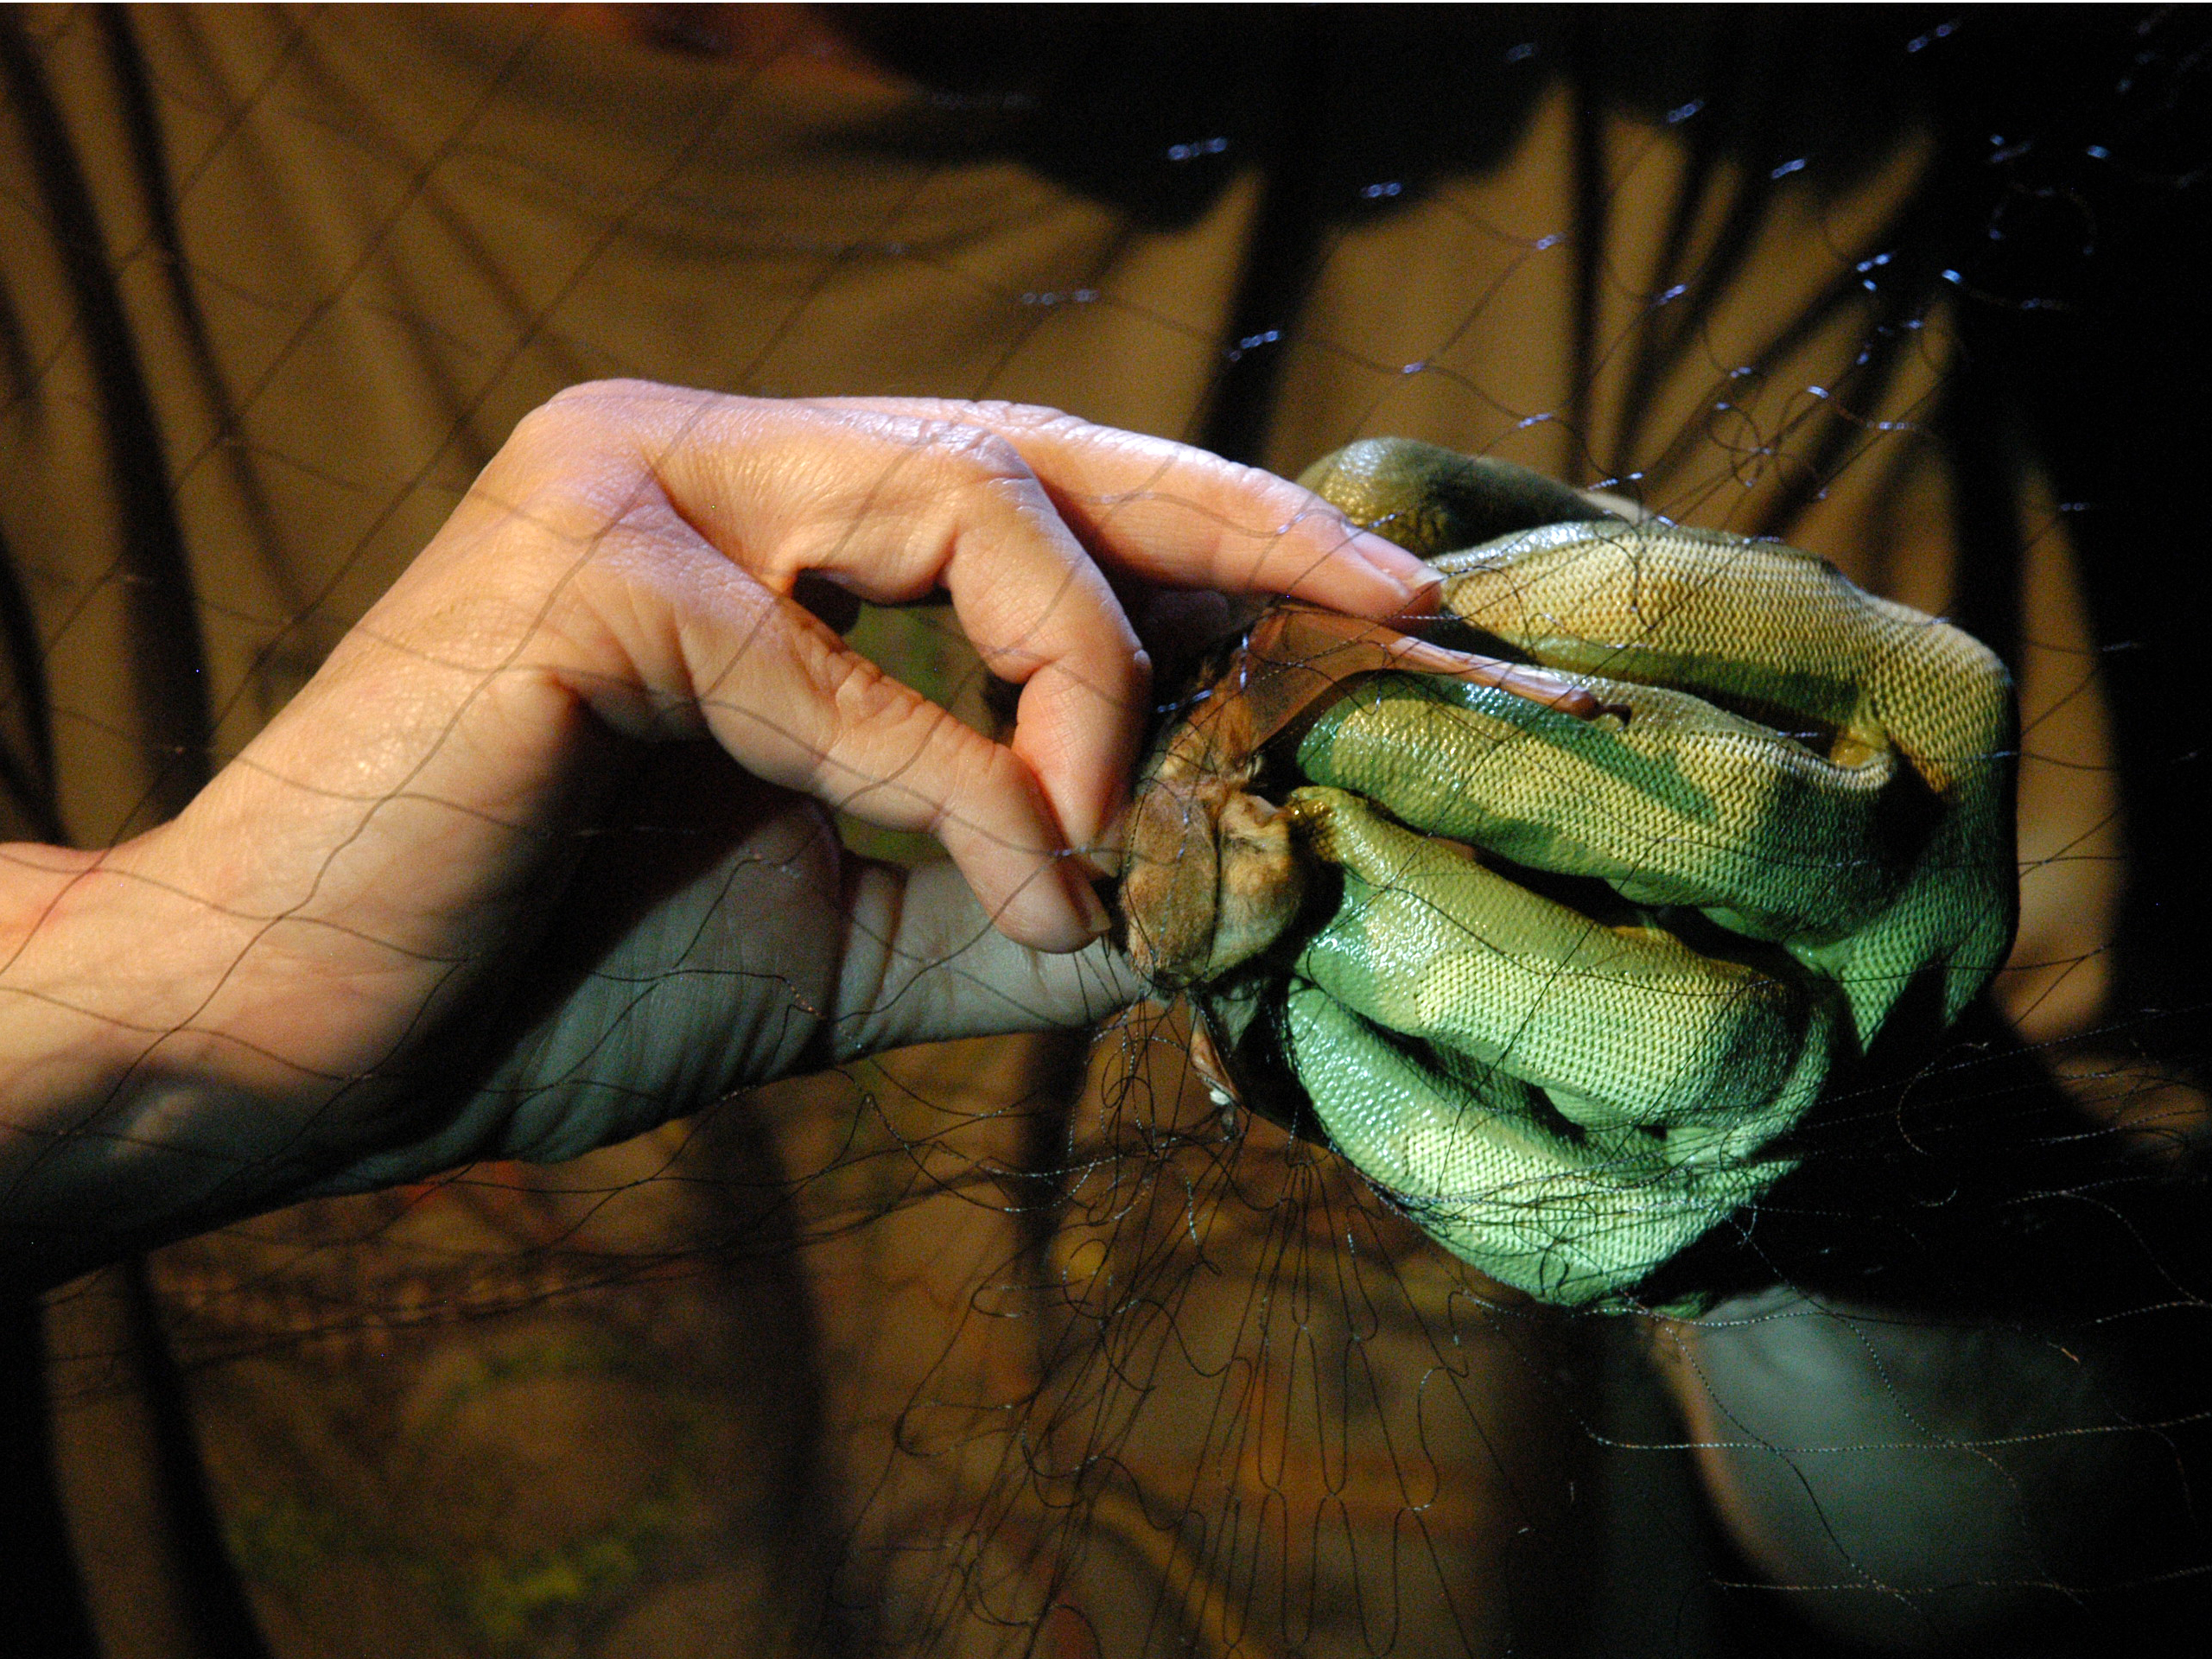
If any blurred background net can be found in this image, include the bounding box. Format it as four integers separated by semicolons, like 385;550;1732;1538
3;5;2209;1656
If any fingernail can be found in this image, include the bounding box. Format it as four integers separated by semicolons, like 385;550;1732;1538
1351;532;1444;610
1065;865;1113;939
1082;803;1130;880
1071;844;1122;882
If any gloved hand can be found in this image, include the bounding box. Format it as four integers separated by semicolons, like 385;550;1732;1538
1132;440;2017;1307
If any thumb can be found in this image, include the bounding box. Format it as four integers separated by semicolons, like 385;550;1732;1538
829;860;1146;1060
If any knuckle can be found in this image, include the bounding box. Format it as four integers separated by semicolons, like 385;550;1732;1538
933;423;1032;486
811;640;912;737
545;376;650;411
487;384;734;551
498;383;659;485
519;379;721;451
804;647;1014;826
1217;453;1289;499
506;388;610;456
960;399;1075;435
524;378;676;442
925;732;1033;843
1196;450;1300;518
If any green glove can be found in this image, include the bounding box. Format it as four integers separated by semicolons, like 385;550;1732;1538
1267;442;2014;1306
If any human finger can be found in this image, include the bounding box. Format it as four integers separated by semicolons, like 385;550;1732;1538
791;397;1453;862
474;384;1135;925
1433;520;2009;781
537;511;1114;952
827;858;1149;1059
813;396;1446;616
565;386;1437;866
1427;518;2014;1036
1296;436;1623;558
623;391;1150;863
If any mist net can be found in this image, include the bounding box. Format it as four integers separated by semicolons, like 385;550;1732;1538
3;7;2208;1657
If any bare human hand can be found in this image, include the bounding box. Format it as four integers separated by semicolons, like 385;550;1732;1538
0;385;1440;1281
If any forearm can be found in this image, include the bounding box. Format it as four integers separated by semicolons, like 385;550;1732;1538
0;832;319;1280
1643;1004;2212;1644
0;812;1143;1287
1651;1283;2207;1649
0;804;471;1287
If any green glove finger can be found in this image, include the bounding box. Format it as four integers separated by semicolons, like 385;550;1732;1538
1292;789;1836;1140
1306;446;2012;1040
1294;438;1618;557
1433;524;2013;1039
1284;985;1786;1306
1430;519;2008;800
1298;440;2006;861
1297;671;1904;944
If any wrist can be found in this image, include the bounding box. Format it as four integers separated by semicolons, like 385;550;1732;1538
0;828;323;1280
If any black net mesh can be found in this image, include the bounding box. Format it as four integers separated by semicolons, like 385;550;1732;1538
1;6;2208;1656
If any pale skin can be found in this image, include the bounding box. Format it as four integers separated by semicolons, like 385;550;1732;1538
0;385;1444;1287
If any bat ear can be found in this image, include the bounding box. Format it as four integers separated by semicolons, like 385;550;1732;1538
1297;439;1617;558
